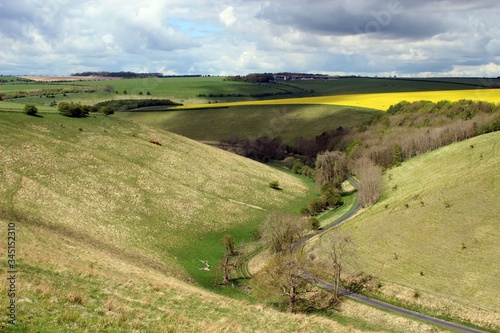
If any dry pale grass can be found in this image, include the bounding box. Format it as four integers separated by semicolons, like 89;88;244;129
378;282;500;329
0;113;308;276
315;132;500;329
340;299;452;333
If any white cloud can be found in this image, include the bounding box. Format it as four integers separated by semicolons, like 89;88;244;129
0;0;499;76
219;6;236;27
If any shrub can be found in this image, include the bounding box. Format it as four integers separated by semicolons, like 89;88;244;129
58;102;90;118
24;104;38;116
308;217;320;230
99;105;114;115
292;161;304;174
300;207;311;216
269;180;281;190
308;198;324;216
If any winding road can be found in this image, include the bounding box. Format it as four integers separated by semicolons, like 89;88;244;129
296;176;488;333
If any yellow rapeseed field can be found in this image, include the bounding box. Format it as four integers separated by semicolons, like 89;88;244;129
175;89;500;110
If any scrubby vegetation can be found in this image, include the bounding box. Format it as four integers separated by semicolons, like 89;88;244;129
23;103;38;116
220;99;500;211
94;99;181;112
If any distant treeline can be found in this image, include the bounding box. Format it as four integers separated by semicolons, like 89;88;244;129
225;73;276;83
71;71;208;79
221;99;500;167
71;71;164;78
93;99;182;112
0;85;114;101
196;91;293;98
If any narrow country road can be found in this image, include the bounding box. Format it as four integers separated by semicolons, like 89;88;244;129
297;177;488;333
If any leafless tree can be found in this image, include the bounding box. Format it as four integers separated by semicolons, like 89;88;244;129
260;212;306;254
320;231;356;302
354;157;382;207
220;235;237;284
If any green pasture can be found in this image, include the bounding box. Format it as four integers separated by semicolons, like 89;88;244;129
330;132;500;312
3;76;499;111
0;111;436;332
285;77;499;95
115;104;380;143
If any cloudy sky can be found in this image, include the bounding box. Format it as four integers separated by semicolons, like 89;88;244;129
1;0;499;77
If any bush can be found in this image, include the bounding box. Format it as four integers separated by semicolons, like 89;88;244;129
24;104;38;116
269;180;281;190
58;102;91;118
292;161;304;174
308;198;324;216
300;207;311;216
99;105;114;115
308;217;320;230
320;183;342;208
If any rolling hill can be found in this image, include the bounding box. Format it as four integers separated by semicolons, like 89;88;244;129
0;111;460;332
317;132;500;330
0;112;336;332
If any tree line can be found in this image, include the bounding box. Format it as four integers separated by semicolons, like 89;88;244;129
215;98;500;316
0;85;114;101
220;99;500;209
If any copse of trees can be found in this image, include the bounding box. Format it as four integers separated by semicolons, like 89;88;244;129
225;73;275;83
93;99;181;112
58;102;93;117
217;99;500;213
353;157;382;207
315;151;348;188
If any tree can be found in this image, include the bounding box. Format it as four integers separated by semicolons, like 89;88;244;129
315;151;347;188
255;253;310;313
255;250;337;313
24;104;38;116
392;143;404;167
99;105;114;115
220;235;237;284
58;102;89;118
320;231;355;302
260;212;306;254
354;157;382;207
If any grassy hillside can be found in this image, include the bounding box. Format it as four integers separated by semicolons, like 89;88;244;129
0;112;311;283
319;132;500;329
116;104;379;144
0;111;452;332
0;219;363;333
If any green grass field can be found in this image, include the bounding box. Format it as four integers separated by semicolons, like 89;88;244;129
2;76;499;112
0;111;448;332
0;112;311;281
2;75;499;331
315;132;500;329
115;104;380;143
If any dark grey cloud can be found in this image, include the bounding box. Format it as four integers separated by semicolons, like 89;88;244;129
256;0;449;39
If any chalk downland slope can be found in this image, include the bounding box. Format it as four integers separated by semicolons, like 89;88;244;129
0;113;349;332
334;131;500;329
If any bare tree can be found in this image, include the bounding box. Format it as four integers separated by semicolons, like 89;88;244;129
353;157;382;207
254;252;312;313
220;235;237;284
315;151;347;188
320;231;356;302
260;212;306;254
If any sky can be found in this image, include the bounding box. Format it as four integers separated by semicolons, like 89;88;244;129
0;0;499;77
